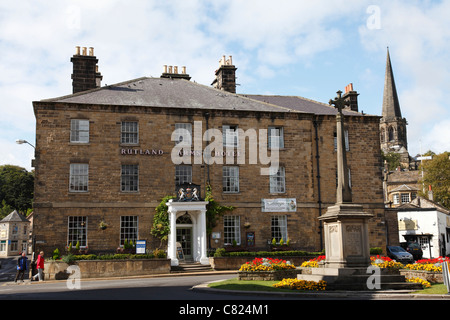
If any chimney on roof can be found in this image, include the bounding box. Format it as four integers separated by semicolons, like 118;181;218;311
160;65;191;80
212;55;237;94
428;185;434;201
71;46;102;93
342;83;359;112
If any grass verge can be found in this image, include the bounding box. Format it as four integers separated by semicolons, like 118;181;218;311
209;278;449;295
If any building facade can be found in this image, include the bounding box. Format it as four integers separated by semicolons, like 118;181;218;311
397;197;450;259
32;48;386;263
0;210;30;257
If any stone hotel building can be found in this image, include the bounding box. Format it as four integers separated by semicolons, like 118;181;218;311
32;47;385;264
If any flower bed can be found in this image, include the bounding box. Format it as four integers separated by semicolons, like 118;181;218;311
300;255;447;285
239;257;296;272
238;257;300;281
273;278;327;291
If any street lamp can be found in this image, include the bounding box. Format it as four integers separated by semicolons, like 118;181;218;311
16;139;35;149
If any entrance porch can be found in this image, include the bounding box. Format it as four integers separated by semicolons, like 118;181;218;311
166;200;209;266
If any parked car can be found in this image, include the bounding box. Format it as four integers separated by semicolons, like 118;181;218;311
386;246;414;263
402;242;423;260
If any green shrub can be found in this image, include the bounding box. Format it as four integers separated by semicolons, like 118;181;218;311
370;247;383;255
52;248;60;260
61;253;76;264
214;248;226;257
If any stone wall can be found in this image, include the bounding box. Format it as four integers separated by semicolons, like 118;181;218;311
210;256;315;271
43;259;171;280
399;270;443;283
238;270;302;281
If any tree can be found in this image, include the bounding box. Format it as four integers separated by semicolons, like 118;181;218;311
382;151;402;171
0;165;34;218
205;184;234;248
419;151;450;209
150;195;175;248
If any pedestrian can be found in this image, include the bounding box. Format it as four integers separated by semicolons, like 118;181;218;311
32;251;45;281
14;252;28;283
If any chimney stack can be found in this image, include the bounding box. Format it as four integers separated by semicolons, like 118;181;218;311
160;65;191;80
71;46;102;94
428;185;434;201
342;83;359;112
211;55;237;94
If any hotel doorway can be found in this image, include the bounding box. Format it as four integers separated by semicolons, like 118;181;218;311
176;228;193;261
176;213;193;261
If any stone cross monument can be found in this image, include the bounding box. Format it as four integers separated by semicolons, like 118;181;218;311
319;91;373;269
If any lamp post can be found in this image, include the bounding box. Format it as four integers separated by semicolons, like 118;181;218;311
16;139;35;149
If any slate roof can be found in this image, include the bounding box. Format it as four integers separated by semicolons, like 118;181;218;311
1;210;29;223
40;77;366;116
243;95;362;116
44;77;294;114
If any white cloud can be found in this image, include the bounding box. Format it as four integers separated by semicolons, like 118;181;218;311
1;0;449;171
359;0;450;155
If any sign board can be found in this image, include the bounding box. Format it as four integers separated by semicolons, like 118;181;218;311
261;198;297;212
176;242;185;261
246;232;255;247
136;240;146;254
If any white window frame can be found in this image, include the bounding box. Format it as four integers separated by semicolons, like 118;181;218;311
120;216;138;246
393;193;400;205
270;166;286;193
69;163;89;192
67;216;88;248
223;166;239;193
121;164;139;192
175;165;192;186
222;125;238;148
174;123;192;146
271;215;288;244
121;121;139;145
334;130;349;151
224;215;241;245
268;126;284;149
70;119;89;143
401;193;410;204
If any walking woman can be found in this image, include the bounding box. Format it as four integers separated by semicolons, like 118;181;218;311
32;251;45;281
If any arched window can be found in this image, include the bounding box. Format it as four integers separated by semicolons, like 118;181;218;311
388;127;394;141
176;213;192;224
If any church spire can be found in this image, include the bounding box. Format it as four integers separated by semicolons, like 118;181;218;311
379;47;410;165
382;47;402;120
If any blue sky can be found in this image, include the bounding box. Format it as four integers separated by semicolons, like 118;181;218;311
1;0;449;171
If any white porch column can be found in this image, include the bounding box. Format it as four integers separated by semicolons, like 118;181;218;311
199;208;209;265
167;205;179;266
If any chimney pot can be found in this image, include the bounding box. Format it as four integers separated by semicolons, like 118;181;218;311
182;66;186;74
82;47;87;55
163;65;168;73
89;47;94;56
75;46;80;55
174;66;178;74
